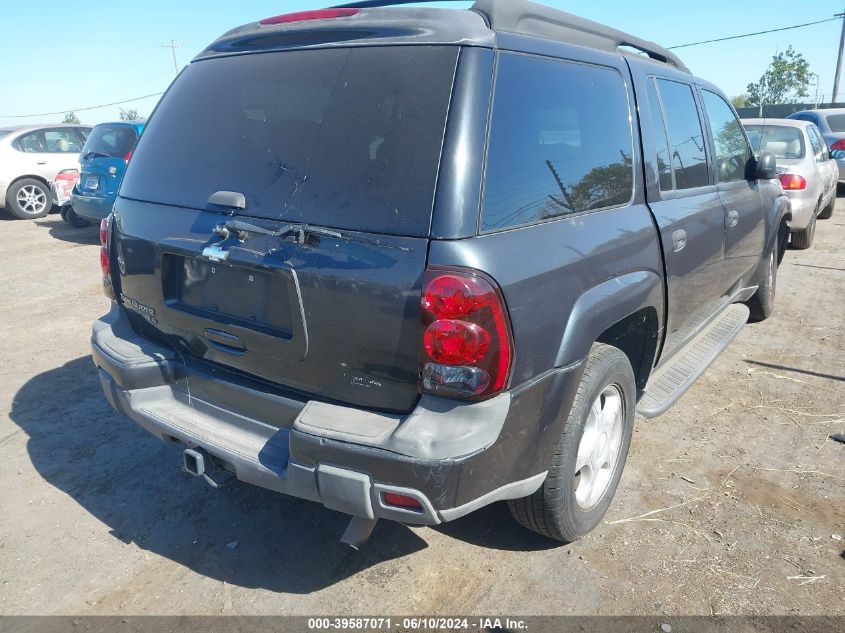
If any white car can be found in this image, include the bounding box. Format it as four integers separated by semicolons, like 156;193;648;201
743;118;838;250
0;124;92;219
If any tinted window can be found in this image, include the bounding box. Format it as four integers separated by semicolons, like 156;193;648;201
744;125;805;159
43;128;84;153
825;113;845;133
83;124;139;158
121;46;458;236
480;54;633;231
656;80;708;189
701;91;751;183
646;79;673;191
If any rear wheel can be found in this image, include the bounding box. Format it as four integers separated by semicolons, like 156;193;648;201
791;212;816;250
746;248;777;323
818;196;834;220
62;205;90;228
5;178;51;219
508;343;635;542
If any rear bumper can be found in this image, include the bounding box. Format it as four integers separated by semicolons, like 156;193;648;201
71;189;115;221
787;195;818;231
92;305;581;525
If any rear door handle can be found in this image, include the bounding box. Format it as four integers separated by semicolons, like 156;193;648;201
727;210;739;228
671;229;687;252
36;161;47;165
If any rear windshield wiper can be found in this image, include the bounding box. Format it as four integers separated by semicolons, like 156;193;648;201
212;219;409;251
213;219;341;243
82;151;111;160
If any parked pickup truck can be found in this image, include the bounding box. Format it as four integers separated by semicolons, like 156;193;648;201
91;0;790;546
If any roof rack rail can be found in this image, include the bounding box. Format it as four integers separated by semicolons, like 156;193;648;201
470;0;689;72
331;0;689;73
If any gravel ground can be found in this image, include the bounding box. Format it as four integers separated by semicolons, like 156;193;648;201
0;199;843;616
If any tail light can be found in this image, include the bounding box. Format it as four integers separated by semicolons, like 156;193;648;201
124;149;133;165
260;8;359;25
55;169;79;183
100;214;115;300
779;173;807;190
382;492;423;511
420;267;513;400
830;139;845;151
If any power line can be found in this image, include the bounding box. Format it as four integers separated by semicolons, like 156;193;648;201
668;16;840;48
0;92;165;119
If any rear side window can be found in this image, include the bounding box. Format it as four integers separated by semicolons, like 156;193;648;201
15;132;45;153
655;79;709;189
121;46;459;236
480;53;634;232
808;126;829;161
744;125;805;159
646;79;673;191
83;125;139;158
701;90;752;183
826;113;845;133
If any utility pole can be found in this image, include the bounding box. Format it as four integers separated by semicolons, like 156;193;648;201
162;40;182;76
833;11;845;103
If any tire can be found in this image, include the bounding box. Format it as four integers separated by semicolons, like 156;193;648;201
63;206;90;228
746;248;777;323
508;343;635;542
5;178;52;219
818;196;834;220
791;212;816;250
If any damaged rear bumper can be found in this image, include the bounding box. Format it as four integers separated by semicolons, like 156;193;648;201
92;305;581;526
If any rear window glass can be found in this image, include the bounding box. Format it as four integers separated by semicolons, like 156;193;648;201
825;113;845;133
480;54;634;232
83;125;139;158
744;125;805;159
121;46;459;236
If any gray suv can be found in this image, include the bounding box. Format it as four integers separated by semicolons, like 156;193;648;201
91;0;789;545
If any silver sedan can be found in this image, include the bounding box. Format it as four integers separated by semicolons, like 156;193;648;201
744;118;837;249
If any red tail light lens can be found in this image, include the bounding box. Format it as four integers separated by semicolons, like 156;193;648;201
779;173;807;190
260;8;359;25
55;169;79;182
124;149;133;165
100;215;115;299
420;268;513;399
382;492;423;511
830;139;845;151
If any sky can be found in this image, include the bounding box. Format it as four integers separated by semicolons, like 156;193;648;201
0;0;842;128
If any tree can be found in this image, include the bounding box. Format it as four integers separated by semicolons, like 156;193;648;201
119;108;140;121
731;94;749;109
746;46;811;107
63;111;80;124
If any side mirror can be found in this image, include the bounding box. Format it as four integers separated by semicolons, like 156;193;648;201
831;149;845;160
755;150;777;180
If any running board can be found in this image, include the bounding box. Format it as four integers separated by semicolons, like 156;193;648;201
637;303;749;418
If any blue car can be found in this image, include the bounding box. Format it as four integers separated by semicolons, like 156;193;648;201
68;120;144;225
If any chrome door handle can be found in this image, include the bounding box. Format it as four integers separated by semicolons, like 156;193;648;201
727;210;739;228
671;229;687;252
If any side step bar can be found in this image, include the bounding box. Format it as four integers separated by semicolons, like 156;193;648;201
637;303;749;418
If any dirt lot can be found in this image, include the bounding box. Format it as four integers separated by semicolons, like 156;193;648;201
0;200;842;617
